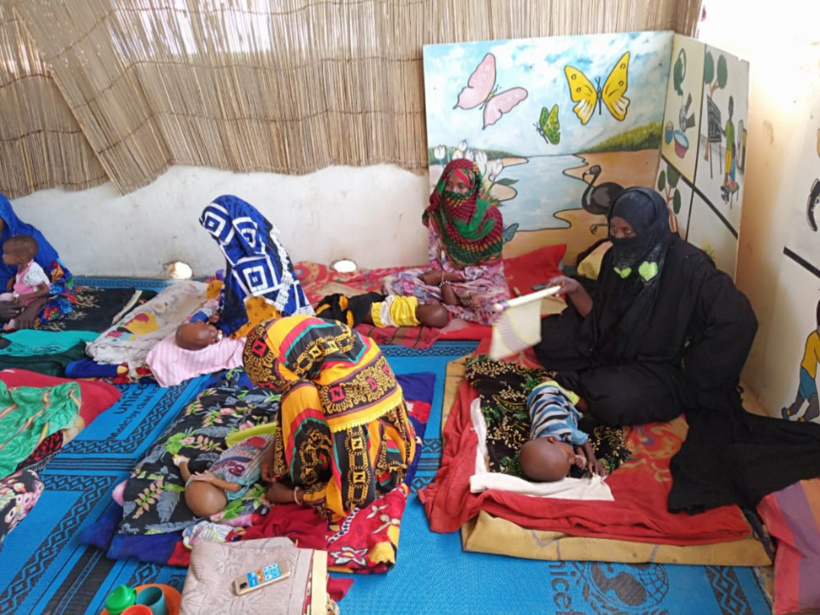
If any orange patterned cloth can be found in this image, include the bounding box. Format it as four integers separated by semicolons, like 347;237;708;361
243;316;416;521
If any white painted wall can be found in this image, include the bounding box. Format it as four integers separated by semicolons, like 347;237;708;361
698;0;820;412
11;164;430;278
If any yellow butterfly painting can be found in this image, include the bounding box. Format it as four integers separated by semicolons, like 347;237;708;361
564;52;630;125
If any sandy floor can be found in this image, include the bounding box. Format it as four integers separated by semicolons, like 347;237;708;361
503;149;660;264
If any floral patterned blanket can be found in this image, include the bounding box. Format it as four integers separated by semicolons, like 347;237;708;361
82;371;436;574
118;371;278;536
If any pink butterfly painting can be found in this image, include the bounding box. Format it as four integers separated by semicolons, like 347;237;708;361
454;53;528;129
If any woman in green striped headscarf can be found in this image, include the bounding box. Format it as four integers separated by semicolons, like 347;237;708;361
381;159;510;326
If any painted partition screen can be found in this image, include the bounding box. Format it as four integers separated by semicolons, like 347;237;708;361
758;90;820;422
423;31;750;277
656;35;749;277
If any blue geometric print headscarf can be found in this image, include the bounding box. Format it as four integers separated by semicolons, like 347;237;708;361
199;195;314;336
0;193;63;289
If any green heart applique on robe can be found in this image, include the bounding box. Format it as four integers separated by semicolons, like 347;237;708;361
638;261;659;281
613;266;632;279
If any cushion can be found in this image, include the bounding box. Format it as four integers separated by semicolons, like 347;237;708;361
181;538;327;614
576;240;612;280
0;469;44;550
0;369;121;425
503;244;567;296
757;478;820;615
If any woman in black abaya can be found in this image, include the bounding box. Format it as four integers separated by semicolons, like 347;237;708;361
535;187;756;426
534;187;820;514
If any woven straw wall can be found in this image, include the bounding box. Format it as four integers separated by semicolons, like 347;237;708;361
0;3;107;198
0;0;701;197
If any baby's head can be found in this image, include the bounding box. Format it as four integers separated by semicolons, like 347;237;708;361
2;235;38;268
176;321;223;351
520;436;577;482
184;480;227;517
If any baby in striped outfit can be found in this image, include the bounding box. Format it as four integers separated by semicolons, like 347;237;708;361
520;379;606;482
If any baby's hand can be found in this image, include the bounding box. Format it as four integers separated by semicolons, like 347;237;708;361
191;470;216;483
589;459;607;477
573;453;587;469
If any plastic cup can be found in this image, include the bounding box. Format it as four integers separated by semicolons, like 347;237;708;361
122;606;153;615
135;586;168;615
105;585;137;615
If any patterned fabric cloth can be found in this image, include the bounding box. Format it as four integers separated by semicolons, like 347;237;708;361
87;281;208;368
465;356;631;477
381;225;510;326
0;194;75;326
199;195;313;337
0;468;43;550
527;381;588;446
423;159;503;267
206;434;272;501
243;315;416;521
146;333;245;387
38;287;155;333
15;430;64;472
118;377;278;535
0;380;80;478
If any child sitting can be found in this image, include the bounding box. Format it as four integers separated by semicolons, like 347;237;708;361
520;379;606;482
173;434;272;518
0;235;50;331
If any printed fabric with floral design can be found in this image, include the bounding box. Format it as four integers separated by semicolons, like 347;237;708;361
380;225;510;326
118;373;280;535
465;355;631;477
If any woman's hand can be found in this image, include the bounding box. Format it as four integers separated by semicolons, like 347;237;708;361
260;458;275;483
264;480;298;505
14;298;46;330
547;276;593;318
0;300;22;322
547;275;582;296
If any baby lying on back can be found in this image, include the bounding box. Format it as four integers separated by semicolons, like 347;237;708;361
176;321;223;350
146;321;244;387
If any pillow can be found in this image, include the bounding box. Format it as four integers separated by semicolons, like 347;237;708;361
0;369;121;425
757;478;820;615
577;241;612;280
503;244;567;296
0;469;44;550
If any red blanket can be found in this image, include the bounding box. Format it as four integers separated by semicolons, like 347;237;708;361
419;379;753;545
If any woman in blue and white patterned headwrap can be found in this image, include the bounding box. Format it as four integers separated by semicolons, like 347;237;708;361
199;195;313;338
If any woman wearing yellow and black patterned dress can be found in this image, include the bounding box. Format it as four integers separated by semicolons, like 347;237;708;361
243;315;416;520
